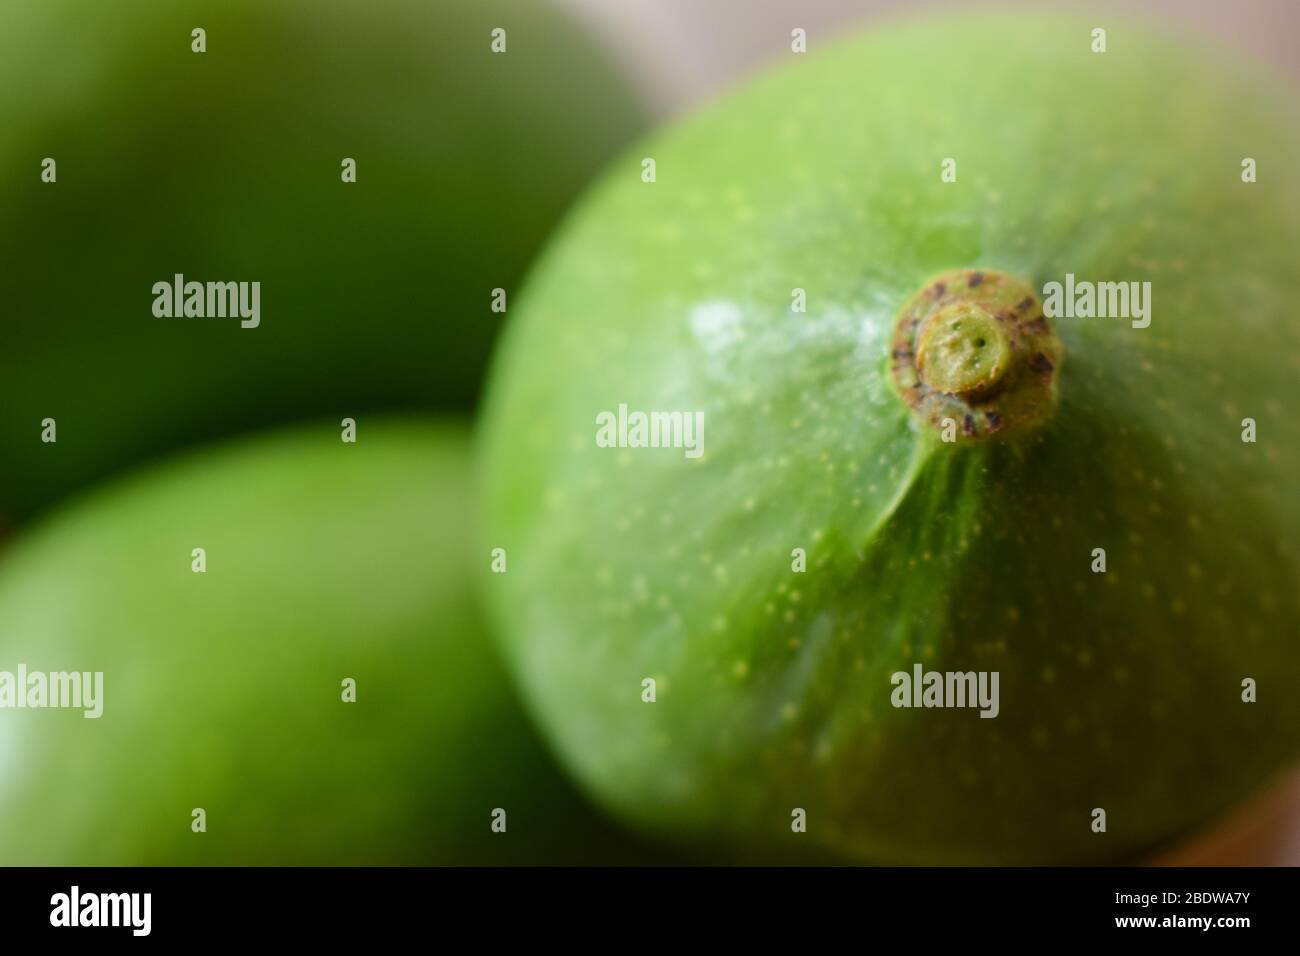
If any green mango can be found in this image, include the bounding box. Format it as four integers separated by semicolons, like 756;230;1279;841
479;15;1300;864
0;419;648;864
0;0;643;527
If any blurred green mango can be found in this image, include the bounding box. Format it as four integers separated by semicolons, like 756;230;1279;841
0;0;643;528
0;419;649;864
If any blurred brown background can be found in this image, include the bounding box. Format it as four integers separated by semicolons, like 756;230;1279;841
563;0;1300;119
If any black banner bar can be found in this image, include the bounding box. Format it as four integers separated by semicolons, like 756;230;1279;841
1;866;1292;942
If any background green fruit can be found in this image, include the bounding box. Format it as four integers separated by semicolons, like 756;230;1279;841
0;419;643;864
0;0;643;528
480;15;1300;863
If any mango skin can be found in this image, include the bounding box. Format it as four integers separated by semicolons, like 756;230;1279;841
0;420;645;864
480;15;1300;864
0;0;643;527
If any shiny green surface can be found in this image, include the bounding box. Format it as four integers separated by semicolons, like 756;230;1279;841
480;15;1300;863
0;0;643;526
0;420;636;864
